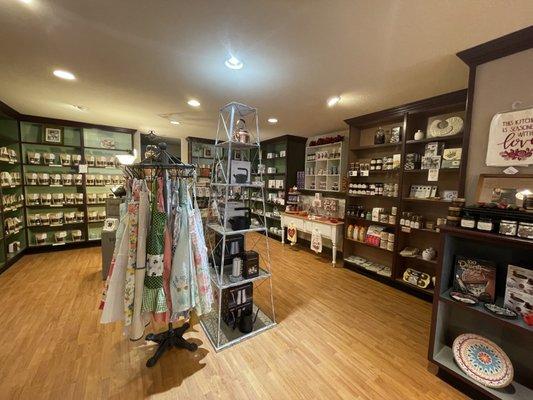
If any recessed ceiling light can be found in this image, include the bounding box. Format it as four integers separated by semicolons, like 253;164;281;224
170;120;180;125
19;0;32;4
267;118;278;124
72;105;88;111
327;96;341;107
225;56;244;70
187;99;201;107
53;70;76;80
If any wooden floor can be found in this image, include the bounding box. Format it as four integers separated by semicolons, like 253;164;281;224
0;234;467;400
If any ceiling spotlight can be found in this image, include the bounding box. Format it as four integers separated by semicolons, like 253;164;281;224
187;99;201;107
327;96;341;107
170;120;180;125
53;70;76;80
225;55;244;70
19;0;32;4
267;118;278;124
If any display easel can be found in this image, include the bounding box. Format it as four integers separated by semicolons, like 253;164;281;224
124;142;199;367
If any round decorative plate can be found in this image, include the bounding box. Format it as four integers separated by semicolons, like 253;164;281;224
483;303;518;319
452;333;514;388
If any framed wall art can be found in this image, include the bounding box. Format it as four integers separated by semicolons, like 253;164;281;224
486;106;533;166
43;126;64;145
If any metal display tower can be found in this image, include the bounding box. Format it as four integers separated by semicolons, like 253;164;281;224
200;102;276;351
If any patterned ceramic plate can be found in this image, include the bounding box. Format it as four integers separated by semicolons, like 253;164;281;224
452;333;514;388
483;303;518;319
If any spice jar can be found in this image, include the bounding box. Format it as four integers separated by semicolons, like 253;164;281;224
446;216;460;227
517;222;533;239
499;220;517;236
460;214;476;229
477;218;494;232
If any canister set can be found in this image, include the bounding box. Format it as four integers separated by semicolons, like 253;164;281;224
87;210;107;221
0;171;21;186
26;192;85;206
85;155;119;168
27;152;82;166
2;193;24;210
25;173;83;186
85;174;123;186
87;193;113;204
34;230;83;246
4;217;23;236
28;211;85;227
0;147;18;163
348;182;398;197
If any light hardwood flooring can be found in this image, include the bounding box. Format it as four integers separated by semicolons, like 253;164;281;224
0;234;467;399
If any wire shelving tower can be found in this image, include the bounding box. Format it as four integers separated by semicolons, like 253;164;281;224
200;102;276;351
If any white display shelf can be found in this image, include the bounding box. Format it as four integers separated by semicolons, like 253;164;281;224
208;264;271;289
207;223;267;236
434;346;531;400
200;304;276;352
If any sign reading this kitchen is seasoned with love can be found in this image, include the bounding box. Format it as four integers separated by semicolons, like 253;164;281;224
486;107;533;166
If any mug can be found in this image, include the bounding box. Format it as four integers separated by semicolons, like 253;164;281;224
62;174;73;185
72;154;82;166
40;193;52;205
75;212;85;222
50;174;62;186
26;173;38;185
60;154;71;166
38;173;50;185
35;232;48;245
96;156;107;167
74;174;83;185
44;153;56;165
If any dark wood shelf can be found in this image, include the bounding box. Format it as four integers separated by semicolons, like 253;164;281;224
395;278;434;295
351;142;402;151
346;216;396;228
402;197;451;204
440;288;532;333
21;141;82;149
403;168;459;174
348;194;398;199
399;253;438;265
406;134;463;145
438;225;533;249
345;236;394;253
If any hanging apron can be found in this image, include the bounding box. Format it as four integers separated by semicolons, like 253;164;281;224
287;222;298;245
100;206;130;323
129;180;151;340
169;180;193;321
187;183;213;316
310;228;323;253
141;177;168;322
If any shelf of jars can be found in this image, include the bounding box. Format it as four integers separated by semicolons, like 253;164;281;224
1;114;26;269
342;90;468;298
304;136;345;192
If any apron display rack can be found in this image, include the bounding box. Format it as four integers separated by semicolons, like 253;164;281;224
122;142;201;367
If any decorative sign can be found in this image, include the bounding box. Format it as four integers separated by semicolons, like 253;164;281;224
486;108;533;166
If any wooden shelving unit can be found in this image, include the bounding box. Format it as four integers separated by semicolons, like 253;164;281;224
428;226;532;399
342;90;469;299
246;135;306;240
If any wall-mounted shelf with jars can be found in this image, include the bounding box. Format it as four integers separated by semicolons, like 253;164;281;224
304;135;346;193
343;90;469;300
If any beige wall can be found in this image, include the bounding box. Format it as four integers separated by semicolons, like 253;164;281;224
465;48;533;202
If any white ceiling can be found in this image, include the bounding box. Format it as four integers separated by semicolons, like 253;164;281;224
0;1;531;141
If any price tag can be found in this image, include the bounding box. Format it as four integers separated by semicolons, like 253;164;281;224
503;166;519;175
360;170;369;177
401;226;411;233
78;164;88;173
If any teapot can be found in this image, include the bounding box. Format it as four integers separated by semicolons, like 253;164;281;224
233;119;250;144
